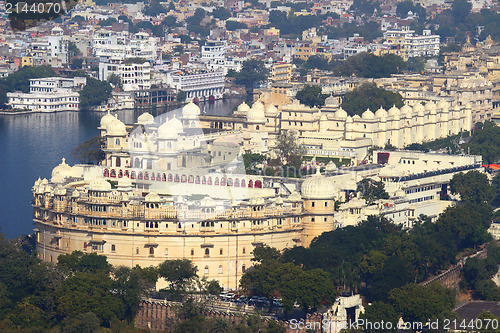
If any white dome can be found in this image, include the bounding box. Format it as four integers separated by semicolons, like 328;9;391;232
51;157;73;183
237;102;251;113
145;192;161;202
100;111;115;128
182;102;201;119
375;107;388;118
72;190;80;198
335;107;348;118
388;105;400;116
325;161;337;171
247;102;266;123
395;189;405;197
401;104;412;114
88;179;112;191
301;169;336;199
265;104;278;114
425;101;436;111
158;118;182;140
287;191;302;202
362;109;375;119
325;95;337;106
413;103;425;113
137;112;154;125
106;118;127;136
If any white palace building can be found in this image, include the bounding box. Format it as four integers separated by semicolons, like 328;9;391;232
33;102;483;289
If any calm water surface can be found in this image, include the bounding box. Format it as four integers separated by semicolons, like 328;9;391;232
0;98;242;238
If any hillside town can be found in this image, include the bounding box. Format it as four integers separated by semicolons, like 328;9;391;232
1;0;500;332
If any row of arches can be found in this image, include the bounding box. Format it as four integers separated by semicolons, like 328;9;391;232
103;169;263;188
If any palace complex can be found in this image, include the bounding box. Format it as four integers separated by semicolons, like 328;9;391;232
34;102;483;289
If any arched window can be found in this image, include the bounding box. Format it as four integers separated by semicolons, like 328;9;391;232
116;157;121;167
207;177;212;185
234;179;239;187
188;175;194;183
227;178;233;186
218;265;223;274
124;170;129;177
242;265;246;272
136;247;139;254
195;176;200;184
221;178;226;186
131;171;136;179
165;248;169;256
204;266;209;275
215;177;219;185
255;180;262;188
115;138;120;146
174;174;180;182
110;169;116;178
118;170;123;178
191;249;194;256
181;174;187;183
138;172;143;180
202;176;206;184
144;172;149;180
135;158;140;168
162;173;167;181
205;248;210;256
147;160;152;169
248;180;253;188
149;247;154;255
241;179;246;187
111;244;116;252
103;169;109;177
168;173;173;182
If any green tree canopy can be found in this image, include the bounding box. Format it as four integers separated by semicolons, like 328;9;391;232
334;53;406;78
466;121;500;164
341;83;404;116
158;259;198;293
357;178;390;204
449;170;495;204
295;85;328;107
72;136;105;165
274;130;306;162
231;59;269;92
79;78;112;109
57;251;110;274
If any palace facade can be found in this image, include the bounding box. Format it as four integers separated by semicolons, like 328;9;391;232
33;102;482;289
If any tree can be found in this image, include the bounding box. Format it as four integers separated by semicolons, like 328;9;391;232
334;53;406;78
79;78;112;109
67;41;82;59
274;130;306;162
389;283;456;323
451;0;472;23
176;90;187;102
158;259;198;293
106;73;122;89
350;0;380;17
211;7;231;20
57;251;110;274
396;0;426;20
225;20;248;31
232;59;269;93
341;83;404;116
251;245;282;263
71;58;84;70
143;0;167;16
72;136;105;165
357;178;390;204
360;302;399;333
449;170;495;204
295;85;328;107
173;45;184;54
466;121;500;164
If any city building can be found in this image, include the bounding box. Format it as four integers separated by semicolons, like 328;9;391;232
167;69;225;101
98;61;152;91
380;27;440;61
7;77;85;112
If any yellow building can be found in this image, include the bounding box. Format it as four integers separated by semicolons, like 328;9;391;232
271;62;292;84
21;55;33;67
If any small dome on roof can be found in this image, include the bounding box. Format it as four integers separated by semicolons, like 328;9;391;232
335;107;348;118
237;102;251;113
137;112;154;125
437;100;448;110
388;105;400;116
275;197;283;205
346;115;353;123
375;107;388;118
182;101;201;119
145;192;161;202
88;179;112;191
362;109;375;119
287;191;302;202
265;104;278;114
247;102;266;123
400;104;412;114
51;157;73;183
158;117;182;139
106;117;127;136
413;103;425;113
301;168;336;199
326;161;337;171
425;101;436;111
72;190;80;198
54;185;66;196
325;95;337;106
100;111;115;128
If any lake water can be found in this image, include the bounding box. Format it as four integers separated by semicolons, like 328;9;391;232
0;98;243;238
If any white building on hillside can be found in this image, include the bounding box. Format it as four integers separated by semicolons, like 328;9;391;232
167;69;225;101
99;61;151;91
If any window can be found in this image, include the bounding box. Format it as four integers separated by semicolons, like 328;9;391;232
325;202;328;207
242;265;246;272
220;248;223;255
191;249;194;256
242;247;246;254
149;247;154;255
204;266;209;275
111;244;116;252
165;248;168;256
218;265;223;274
312;202;315;207
205;248;210;256
136;247;139;254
